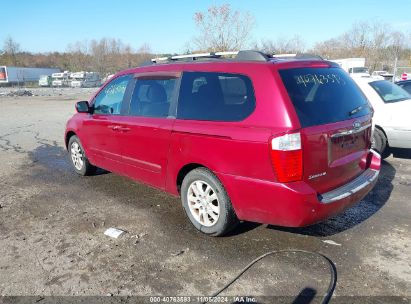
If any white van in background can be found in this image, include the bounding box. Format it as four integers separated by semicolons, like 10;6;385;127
331;58;370;78
38;75;52;87
51;71;70;87
70;72;101;88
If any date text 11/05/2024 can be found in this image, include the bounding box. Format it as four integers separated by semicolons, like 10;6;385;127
149;296;257;303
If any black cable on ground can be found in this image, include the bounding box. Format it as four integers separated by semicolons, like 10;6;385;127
205;249;337;304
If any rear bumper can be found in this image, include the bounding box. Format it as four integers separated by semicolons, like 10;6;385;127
218;151;381;227
319;168;378;204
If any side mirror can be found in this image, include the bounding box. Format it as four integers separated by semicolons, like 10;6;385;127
75;101;91;113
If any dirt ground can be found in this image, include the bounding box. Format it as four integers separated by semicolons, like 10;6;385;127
0;89;410;303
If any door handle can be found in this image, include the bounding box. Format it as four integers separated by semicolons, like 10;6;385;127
108;125;120;131
108;125;130;132
117;127;131;132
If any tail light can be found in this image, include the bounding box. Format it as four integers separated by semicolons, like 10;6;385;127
270;132;303;183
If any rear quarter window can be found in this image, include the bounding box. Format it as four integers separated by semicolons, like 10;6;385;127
177;72;255;122
279;67;371;127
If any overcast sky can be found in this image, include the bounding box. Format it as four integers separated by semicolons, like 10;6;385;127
2;0;411;53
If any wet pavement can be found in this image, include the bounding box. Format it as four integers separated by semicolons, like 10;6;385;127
0;92;410;302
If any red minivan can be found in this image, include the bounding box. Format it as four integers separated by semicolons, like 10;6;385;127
65;51;381;236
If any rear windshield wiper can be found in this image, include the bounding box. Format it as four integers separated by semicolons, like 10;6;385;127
348;104;367;116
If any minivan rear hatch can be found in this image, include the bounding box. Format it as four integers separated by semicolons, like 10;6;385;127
279;66;372;194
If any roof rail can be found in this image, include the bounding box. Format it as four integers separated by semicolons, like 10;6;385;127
151;50;273;64
151;51;239;63
272;53;297;58
149;50;323;65
272;53;324;60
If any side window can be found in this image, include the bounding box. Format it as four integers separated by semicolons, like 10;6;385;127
93;75;131;115
177;72;255;122
129;78;177;118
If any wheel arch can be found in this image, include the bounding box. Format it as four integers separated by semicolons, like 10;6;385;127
65;131;77;149
176;163;209;195
375;125;389;146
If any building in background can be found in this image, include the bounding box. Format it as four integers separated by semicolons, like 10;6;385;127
0;66;60;86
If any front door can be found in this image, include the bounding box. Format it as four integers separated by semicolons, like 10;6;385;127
81;74;133;174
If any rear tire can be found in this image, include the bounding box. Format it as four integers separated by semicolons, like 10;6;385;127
372;128;390;159
68;135;97;176
181;168;239;236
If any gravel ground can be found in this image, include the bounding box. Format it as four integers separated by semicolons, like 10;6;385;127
0;89;410;303
0;87;97;97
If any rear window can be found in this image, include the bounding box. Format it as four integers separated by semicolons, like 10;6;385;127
369;80;410;103
279;67;371;128
177;72;255;121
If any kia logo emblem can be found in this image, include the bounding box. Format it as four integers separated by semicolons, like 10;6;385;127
353;121;361;130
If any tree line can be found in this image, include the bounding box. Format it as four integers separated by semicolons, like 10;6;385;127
191;4;411;72
0;37;153;76
1;4;410;75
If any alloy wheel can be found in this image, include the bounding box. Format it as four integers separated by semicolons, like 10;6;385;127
187;180;220;227
70;142;84;170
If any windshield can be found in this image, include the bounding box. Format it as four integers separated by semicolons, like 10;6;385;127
369;80;411;103
279;67;371;127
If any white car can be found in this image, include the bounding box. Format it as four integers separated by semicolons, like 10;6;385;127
349;67;370;78
354;78;411;158
371;71;394;81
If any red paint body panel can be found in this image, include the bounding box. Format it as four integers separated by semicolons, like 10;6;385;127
217;158;379;227
300;115;373;194
165;120;274;196
117;116;174;189
65;59;381;227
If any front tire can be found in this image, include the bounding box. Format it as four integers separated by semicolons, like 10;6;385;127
181;168;239;236
68;135;97;176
